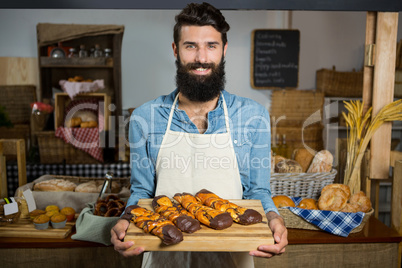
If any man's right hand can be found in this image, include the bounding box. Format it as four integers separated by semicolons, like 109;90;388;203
111;218;145;257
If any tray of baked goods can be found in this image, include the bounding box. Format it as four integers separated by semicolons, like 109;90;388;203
0;199;77;239
124;189;273;252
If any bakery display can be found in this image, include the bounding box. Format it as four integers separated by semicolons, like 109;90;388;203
174;192;233;230
152;195;201;233
195;189;263;225
123;205;183;245
33;179;77;192
272;195;295;208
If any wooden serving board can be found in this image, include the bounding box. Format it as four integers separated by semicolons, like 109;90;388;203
0;217;75;239
125;199;273;252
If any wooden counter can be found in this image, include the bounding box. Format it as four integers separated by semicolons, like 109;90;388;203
0;216;401;268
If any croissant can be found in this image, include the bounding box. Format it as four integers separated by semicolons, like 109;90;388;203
152;195;201;233
65;117;82;128
173;192;233;230
80;120;98;128
123;205;183;245
195;189;263;225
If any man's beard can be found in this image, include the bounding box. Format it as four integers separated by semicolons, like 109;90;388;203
175;56;226;102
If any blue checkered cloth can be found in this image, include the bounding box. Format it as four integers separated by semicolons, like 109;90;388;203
285;197;365;237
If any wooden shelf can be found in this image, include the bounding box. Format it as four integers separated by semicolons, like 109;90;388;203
40;57;113;68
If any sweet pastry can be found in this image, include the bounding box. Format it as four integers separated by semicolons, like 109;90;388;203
321;184;351;200
297;198;318;210
195;189;263;225
293;148;315;172
307;150;333;173
275;159;303;173
123;205;183;245
93;195;126;217
65;117;82;128
60;207;76;222
29;209;46;221
318;188;348;211
33;214;50;224
349;191;372;213
33;179;77;192
80;120;98;128
45;210;60;218
51;213;66;223
174;192;233;230
152;195;201;233
272;195;295;208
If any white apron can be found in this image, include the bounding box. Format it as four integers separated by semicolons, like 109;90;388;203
141;93;254;268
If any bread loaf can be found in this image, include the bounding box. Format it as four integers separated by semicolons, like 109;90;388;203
293;148;315;172
275;159;303;173
74;180;121;193
307;150;333;173
33;179;77;192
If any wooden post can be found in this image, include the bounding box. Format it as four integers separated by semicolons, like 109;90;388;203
0;139;27;188
370;12;398;180
0;142;7;198
391;160;402;267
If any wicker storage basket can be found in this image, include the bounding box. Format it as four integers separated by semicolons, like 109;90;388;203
271;169;337;199
316;66;363;97
278;208;374;234
37;131;99;164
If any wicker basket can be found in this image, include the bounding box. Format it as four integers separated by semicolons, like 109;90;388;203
279;208;374;234
271;169;337;199
37;131;99;164
46;175;130;188
316;66;363;97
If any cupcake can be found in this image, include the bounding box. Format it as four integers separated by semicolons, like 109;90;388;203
45;205;60;212
51;213;67;229
60;207;76;222
33;214;50;230
29;209;46;221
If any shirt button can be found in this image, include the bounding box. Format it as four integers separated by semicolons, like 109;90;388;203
234;140;238;144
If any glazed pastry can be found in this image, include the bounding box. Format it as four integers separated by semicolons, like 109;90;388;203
152;195;201;233
124;205;183;245
173;192;233;230
272;195;295;208
195;189;262;225
297;198;318;210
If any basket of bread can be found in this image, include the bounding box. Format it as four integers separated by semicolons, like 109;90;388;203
271;149;337;199
273;183;374;236
15;174;130;213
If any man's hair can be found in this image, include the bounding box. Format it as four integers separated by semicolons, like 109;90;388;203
173;2;230;46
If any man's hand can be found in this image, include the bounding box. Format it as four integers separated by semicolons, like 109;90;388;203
111;218;144;257
249;211;288;258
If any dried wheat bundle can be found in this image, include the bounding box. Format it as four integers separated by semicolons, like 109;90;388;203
342;99;402;194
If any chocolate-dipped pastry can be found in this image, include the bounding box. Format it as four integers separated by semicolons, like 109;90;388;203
173;192;233;230
152;195;201;233
126;205;183;245
195;189;263;225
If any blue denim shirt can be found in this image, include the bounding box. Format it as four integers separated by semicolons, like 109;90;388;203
127;89;278;215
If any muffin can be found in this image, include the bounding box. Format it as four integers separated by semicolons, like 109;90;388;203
33;214;50;230
29;209;46;221
45;205;60;212
46;210;60;218
60;207;76;222
51;213;67;229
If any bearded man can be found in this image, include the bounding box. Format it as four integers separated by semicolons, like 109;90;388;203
111;3;287;268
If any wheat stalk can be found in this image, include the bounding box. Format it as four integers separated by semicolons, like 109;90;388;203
343;99;402;194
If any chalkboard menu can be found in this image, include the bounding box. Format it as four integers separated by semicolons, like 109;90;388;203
251;29;300;89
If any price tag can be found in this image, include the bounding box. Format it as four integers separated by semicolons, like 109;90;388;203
4;197;18;215
23;189;37;212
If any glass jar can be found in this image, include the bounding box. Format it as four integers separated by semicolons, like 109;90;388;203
104;48;112;58
68;48;78;58
78;44;88;58
94;44;103;58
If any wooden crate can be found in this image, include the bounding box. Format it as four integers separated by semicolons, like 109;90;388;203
54;93;111;131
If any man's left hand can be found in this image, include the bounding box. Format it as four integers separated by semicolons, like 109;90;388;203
249;211;288;258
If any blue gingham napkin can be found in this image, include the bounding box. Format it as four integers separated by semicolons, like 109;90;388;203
285;197;365;237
